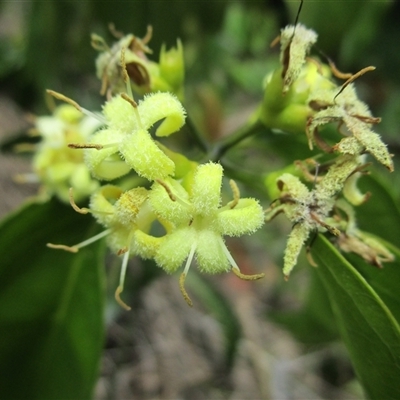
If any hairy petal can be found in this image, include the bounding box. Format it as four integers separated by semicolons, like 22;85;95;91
102;96;137;132
114;187;149;227
138;92;186;136
191;162;223;216
218;198;264;236
90;185;123;227
132;230;164;260
84;129;130;180
120;129;175;180
280;24;318;94
149;178;192;225
196;230;230;273
155;227;196;273
283;223;310;278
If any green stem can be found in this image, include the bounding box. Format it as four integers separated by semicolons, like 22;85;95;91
208;118;265;162
221;160;269;198
184;114;208;153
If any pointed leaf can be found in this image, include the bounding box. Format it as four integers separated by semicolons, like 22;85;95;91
357;174;400;244
0;199;106;399
312;234;400;400
345;242;400;326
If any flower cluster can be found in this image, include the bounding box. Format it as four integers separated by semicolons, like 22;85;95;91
17;103;102;202
92;25;184;100
31;20;394;309
262;22;394;277
45;46;265;308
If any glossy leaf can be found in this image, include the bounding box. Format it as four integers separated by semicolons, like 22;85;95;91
313;234;400;400
0;199;106;399
357;174;400;245
345;242;400;327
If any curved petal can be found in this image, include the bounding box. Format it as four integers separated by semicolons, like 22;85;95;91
114;187;149;228
148;178;191;225
119;129;175;180
196;230;230;273
84;129;131;180
102;96;137;132
138;92;186;136
155;227;195;273
191;162;222;216
217;198;264;237
131;230;164;260
89;185;123;227
283;223;310;278
106;223;132;254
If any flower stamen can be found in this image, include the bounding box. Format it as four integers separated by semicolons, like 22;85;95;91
310;211;340;235
232;267;265;281
219;237;265;281
46;90;106;124
69;188;90;214
46;243;79;253
47;228;111;253
156;179;176;201
179;243;196;307
68;143;105;150
156;179;192;208
228;179;240;209
334;66;375;101
115;250;132;311
120;48;143;129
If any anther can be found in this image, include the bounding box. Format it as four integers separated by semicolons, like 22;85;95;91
120;47;136;102
179;273;193;307
156;179;176;201
270;35;281;48
47;243;79;253
68;143;104;150
120;93;138;109
69;188;90;214
310;212;340;236
46;90;82;112
115;286;132;311
46;89;106;124
327;58;353;80
334;66;376;101
232;267;265;281
229;179;240;209
108;23;124;39
142;25;153;47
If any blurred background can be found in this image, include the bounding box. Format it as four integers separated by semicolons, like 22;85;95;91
0;1;398;398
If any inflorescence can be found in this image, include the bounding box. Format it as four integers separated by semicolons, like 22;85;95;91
20;21;394;309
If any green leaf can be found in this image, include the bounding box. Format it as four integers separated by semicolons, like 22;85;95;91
345;242;400;327
357;174;400;244
312;234;400;400
0;199;106;399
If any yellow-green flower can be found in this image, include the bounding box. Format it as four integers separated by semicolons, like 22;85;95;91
82;91;186;181
31;104;101;202
48;183;163;310
92;27;185;100
149;162;265;306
